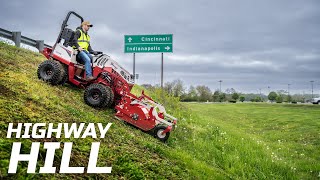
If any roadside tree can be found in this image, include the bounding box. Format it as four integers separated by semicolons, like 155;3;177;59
196;85;212;102
268;92;277;102
232;92;239;101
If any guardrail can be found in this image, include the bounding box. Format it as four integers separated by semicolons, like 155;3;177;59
0;27;51;52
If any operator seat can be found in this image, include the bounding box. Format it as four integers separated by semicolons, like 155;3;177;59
61;28;74;47
60;27;90;65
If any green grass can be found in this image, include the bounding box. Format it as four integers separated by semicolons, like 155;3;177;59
0;42;191;179
181;102;320;179
0;42;319;179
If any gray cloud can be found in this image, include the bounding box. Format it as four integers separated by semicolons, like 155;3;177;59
1;0;319;94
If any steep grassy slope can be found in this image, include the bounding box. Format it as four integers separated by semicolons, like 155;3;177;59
0;42;196;179
2;42;317;179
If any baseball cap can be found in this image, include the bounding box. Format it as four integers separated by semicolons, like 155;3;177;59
81;21;93;27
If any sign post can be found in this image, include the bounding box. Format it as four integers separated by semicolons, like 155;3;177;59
133;53;135;83
124;34;173;87
161;53;164;88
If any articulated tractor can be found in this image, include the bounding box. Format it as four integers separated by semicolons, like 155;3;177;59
37;11;177;141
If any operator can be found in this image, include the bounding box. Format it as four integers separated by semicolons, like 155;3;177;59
73;21;101;81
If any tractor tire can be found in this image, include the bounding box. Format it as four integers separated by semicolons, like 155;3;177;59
37;60;64;85
58;64;68;85
84;83;110;108
154;125;170;142
101;86;114;108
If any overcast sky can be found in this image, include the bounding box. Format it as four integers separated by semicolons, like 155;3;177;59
1;0;320;94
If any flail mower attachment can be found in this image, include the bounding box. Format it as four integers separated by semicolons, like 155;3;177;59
115;91;177;142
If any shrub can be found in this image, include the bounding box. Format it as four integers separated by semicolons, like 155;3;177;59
229;99;236;103
276;96;283;103
239;96;245;102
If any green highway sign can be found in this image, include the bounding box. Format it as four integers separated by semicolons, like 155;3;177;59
124;34;173;53
125;34;172;44
125;44;172;53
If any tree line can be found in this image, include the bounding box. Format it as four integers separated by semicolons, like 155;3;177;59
141;79;316;103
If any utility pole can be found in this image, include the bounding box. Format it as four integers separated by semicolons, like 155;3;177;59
288;84;291;96
218;80;222;93
310;81;314;98
259;88;262;97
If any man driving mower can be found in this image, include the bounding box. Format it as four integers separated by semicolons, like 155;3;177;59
72;21;101;81
37;11;177;142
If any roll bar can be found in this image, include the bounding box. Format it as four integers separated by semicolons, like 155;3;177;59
50;11;84;57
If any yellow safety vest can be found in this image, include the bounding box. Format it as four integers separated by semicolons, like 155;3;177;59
74;29;90;50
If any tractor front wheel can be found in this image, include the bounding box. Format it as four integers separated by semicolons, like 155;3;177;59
154;125;170;142
37;60;64;85
101;86;114;108
84;84;109;108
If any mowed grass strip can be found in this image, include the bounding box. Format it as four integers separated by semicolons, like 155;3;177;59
182;102;320;179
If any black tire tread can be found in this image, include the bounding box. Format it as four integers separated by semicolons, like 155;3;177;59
101;86;114;108
37;60;64;85
84;83;109;108
58;63;68;85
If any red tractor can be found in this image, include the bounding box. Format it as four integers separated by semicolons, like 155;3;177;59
37;11;177;141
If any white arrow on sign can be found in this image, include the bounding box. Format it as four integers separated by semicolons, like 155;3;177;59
165;46;170;51
128;37;132;43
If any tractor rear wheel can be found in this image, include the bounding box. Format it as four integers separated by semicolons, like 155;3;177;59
84;83;110;108
154;125;170;142
37;60;64;85
58;64;68;85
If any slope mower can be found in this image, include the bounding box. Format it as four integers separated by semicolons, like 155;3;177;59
37;11;177;141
